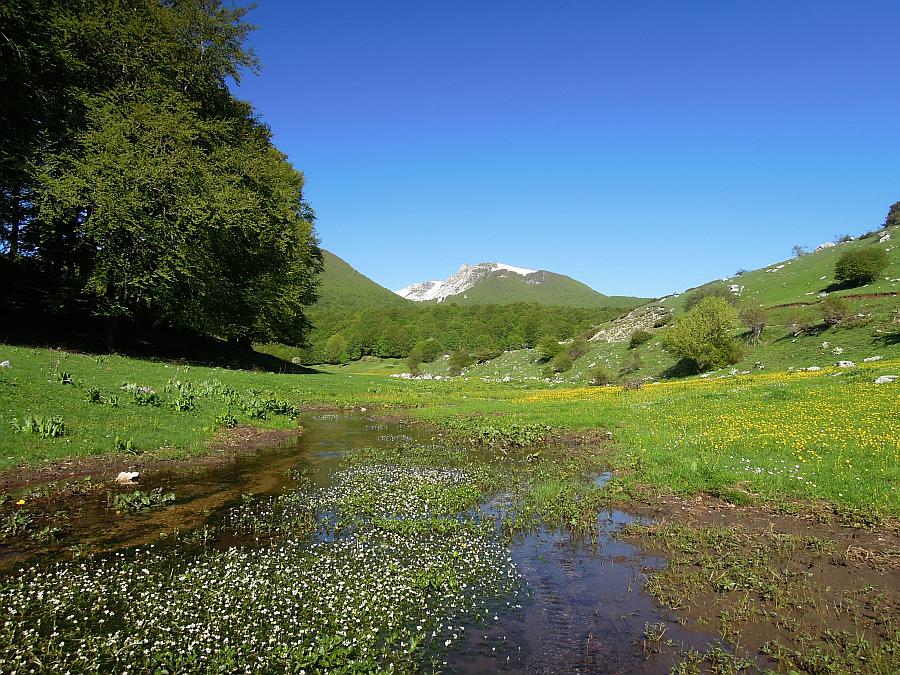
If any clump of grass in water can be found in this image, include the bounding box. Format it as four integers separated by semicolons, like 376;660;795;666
109;488;175;512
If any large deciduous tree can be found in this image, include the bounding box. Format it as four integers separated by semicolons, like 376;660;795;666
0;0;321;344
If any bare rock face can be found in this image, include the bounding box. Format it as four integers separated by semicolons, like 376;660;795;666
590;305;670;343
116;471;140;485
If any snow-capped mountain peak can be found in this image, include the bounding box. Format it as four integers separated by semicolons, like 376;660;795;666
395;262;540;302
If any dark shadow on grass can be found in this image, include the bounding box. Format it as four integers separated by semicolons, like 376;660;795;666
874;331;900;347
821;279;864;294
659;358;700;379
0;259;322;374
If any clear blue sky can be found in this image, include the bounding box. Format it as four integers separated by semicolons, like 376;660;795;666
234;1;900;298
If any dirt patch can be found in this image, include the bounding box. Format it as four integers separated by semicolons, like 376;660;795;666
0;425;302;493
616;493;900;672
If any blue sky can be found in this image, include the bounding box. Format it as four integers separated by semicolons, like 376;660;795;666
234;1;900;298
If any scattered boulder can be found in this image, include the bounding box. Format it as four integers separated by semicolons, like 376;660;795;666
836;361;855;368
863;356;883;362
0;360;10;368
804;366;822;371
816;242;836;251
874;375;897;384
878;231;892;243
116;471;140;485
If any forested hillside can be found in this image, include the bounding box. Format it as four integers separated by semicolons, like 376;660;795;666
262;302;628;365
313;251;409;313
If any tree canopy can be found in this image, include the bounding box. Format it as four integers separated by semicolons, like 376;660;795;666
1;0;321;344
834;247;888;287
663;297;741;371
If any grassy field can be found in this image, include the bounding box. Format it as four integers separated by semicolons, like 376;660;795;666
659;228;899;312
1;343;898;519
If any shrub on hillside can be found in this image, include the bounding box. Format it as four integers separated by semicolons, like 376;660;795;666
588;365;614;386
820;296;853;326
536;336;563;363
628;330;652;349
551;351;574;373
834;247;888;286
473;348;501;363
412;338;443;363
739;306;767;346
619;351;642;375
567;338;590;360
621;377;643;391
448;349;475;375
682;284;737;312
886;201;900;229
662;297;742;371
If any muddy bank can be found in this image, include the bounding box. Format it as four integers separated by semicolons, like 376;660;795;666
0;425;302;493
617;495;900;673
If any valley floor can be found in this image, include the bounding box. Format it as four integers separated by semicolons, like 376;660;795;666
1;343;898;672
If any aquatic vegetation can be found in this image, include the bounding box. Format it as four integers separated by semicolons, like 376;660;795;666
446;419;551;447
1;509;34;537
1;455;523;673
621;522;900;674
109;488;175;512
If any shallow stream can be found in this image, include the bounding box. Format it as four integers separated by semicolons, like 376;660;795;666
0;413;718;673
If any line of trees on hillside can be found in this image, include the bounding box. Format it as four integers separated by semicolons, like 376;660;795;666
1;0;322;346
293;303;624;365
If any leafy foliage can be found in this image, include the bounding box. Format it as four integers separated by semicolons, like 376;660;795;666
0;0;321;344
834;247;889;286
11;415;66;438
820;296;853;326
628;330;652;349
663;297;742;371
682;284;738;312
110;488;176;512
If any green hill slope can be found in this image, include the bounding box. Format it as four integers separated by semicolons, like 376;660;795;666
660;227;899;314
313;250;409;312
442;221;899;384
438;270;643;309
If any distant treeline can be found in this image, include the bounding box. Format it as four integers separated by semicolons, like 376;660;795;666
261;303;626;364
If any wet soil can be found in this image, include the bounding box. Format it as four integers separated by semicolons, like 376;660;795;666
0;425;302;493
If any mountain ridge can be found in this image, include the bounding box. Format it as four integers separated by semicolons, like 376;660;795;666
395;261;642;308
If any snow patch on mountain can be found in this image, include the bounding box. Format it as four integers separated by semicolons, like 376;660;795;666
395;262;541;302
